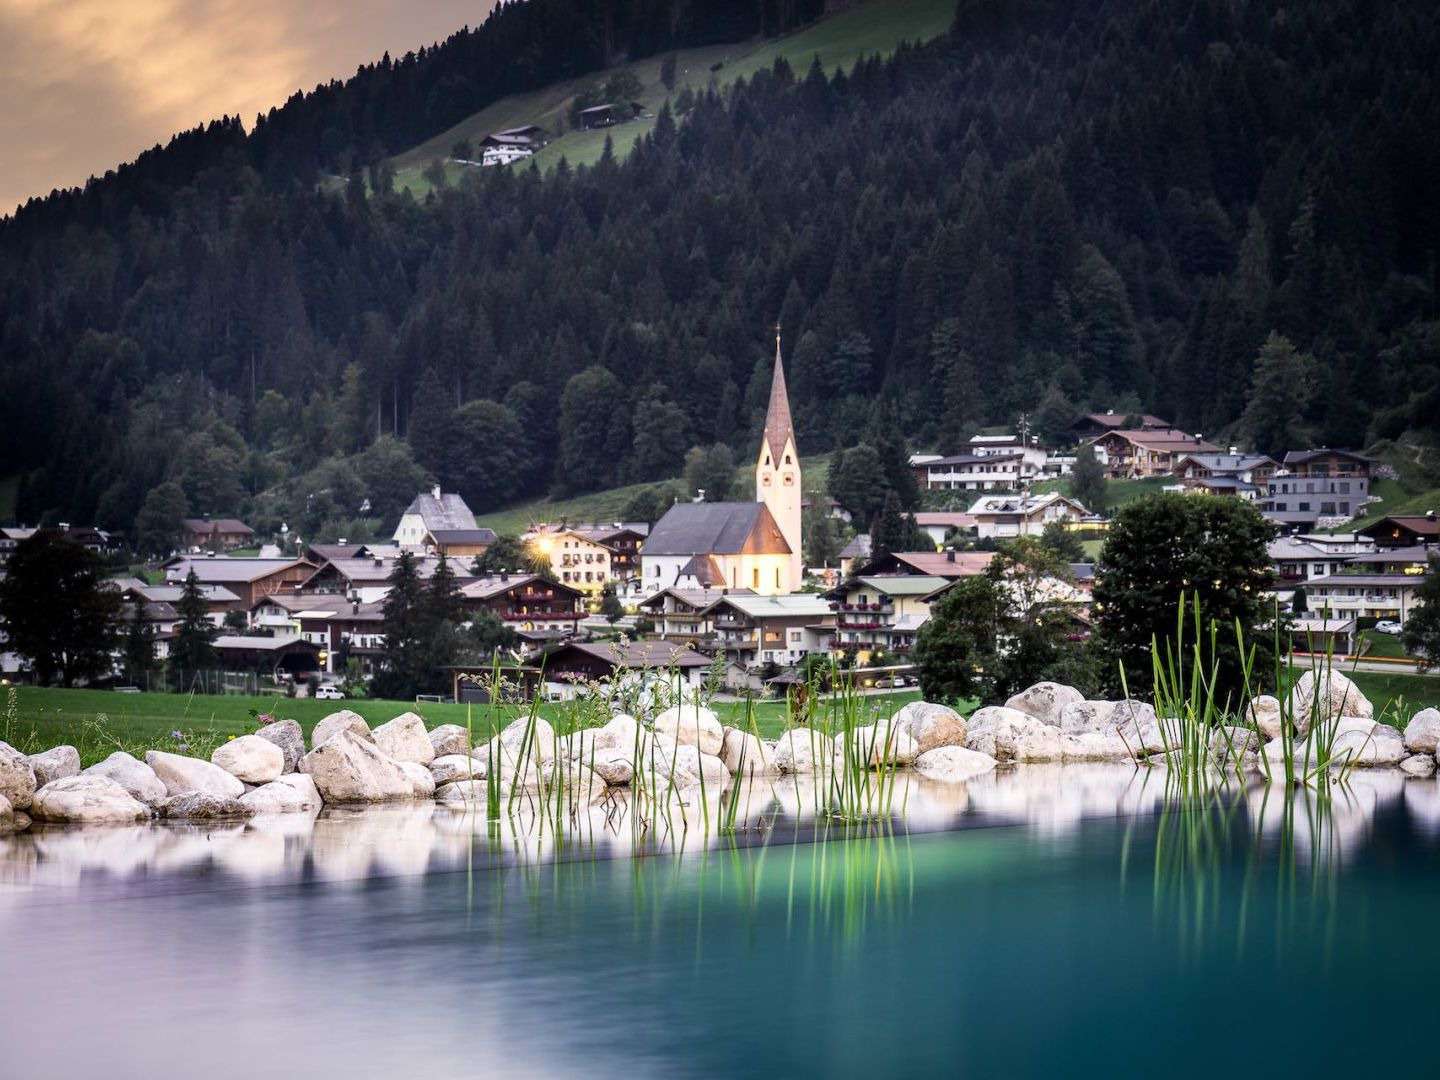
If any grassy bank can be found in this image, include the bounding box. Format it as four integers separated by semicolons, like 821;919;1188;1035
1;685;920;766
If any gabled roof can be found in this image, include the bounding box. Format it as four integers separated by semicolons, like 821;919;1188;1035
428;528;498;545
460;574;582;601
885;551;995;578
182;517;253;535
1173;453;1276;473
400;490;477;532
762;333;796;464
838;533;872;561
544;639;712;670
913;513;977;529
306;543;371;563
922;452;1023;467
850;575;951;597
137;583;241;604
637;586;744;611
1281;448;1373;466
967;492;1087;518
166;558;312;584
702;593;834;620
678;553;728;587
212;634;319;651
1358;515;1440;539
1077;412;1170;430
1342;546;1432;566
645;502;791;557
1094;429;1219;454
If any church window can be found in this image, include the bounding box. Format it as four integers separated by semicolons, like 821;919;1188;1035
785;454;792;465
764;455;771;467
752;567;759;589
775;568;781;589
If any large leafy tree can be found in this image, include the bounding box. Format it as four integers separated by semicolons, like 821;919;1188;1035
135;481;189;558
914;576;1003;706
828;444;889;525
1092;494;1278;700
0;532;120;685
444;401;530;511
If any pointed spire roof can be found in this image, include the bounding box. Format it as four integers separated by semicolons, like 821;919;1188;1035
763;325;796;464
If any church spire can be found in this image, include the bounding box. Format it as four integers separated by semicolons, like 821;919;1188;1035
763;323;796;464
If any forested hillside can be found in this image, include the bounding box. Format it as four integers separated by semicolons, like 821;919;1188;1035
2;0;1438;543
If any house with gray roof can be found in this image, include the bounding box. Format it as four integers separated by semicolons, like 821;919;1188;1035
393;487;496;558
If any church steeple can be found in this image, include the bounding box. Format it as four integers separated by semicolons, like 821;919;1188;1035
756;323;803;590
762;324;796;466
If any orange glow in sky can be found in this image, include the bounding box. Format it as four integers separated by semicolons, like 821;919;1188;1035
0;0;496;214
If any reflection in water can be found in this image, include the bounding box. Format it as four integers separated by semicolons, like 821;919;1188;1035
2;765;1439;1077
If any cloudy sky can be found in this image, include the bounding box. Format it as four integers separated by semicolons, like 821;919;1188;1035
0;0;496;214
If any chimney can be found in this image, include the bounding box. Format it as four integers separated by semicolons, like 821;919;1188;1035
1228;446;1238;456
432;484;441;499
352;600;359;614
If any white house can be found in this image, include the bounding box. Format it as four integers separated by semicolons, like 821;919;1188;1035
967;492;1088;539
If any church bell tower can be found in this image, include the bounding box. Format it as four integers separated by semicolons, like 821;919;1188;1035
755;326;803;587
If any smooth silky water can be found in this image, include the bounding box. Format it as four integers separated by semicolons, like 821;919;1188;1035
2;765;1438;1078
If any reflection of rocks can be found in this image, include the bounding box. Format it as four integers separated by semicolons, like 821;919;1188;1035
914;746;996;783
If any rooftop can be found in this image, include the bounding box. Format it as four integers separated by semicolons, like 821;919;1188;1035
400;489;477;532
646;502;791;557
852;575;951;597
704;594;834;619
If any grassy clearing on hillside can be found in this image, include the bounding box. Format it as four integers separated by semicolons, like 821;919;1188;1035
481;453;832;534
1032;474;1172;510
390;0;956;195
2;685;920;766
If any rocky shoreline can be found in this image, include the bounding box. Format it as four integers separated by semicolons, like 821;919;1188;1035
1;669;1434;834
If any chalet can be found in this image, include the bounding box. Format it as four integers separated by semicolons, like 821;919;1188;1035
393;488;495;558
565;523;648;581
1267;536;1357;586
1261;450;1374;528
458;574;584;636
577;102;642;129
300;552;462;603
967;492;1087;539
163;557;315;609
118;596;179;661
182;518;254;551
968;434;1049;475
304;541;371;564
528;528;615;597
481;125;547;148
913;452;1027;492
701;593;835;670
1086;429;1219;478
864;549;996;579
1341;546;1433;575
123;581;242;625
1172;452;1277;501
248;594;386;675
1358;513;1440;549
1300;570;1429;623
826;575;947;660
1070;411;1172;440
539;639;712;698
637;586;740;642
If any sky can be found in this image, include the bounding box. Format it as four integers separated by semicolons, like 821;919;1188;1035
0;0;496;214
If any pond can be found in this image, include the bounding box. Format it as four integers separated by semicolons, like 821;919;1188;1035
2;765;1437;1078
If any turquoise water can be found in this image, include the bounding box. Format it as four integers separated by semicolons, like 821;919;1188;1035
2;769;1438;1077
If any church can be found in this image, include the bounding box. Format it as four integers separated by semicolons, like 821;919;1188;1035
640;333;803;597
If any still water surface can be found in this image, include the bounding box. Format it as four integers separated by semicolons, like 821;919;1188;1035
2;766;1438;1078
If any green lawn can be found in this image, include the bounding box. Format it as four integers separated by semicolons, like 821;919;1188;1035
1;685;920;766
387;0;956;194
1356;630;1410;660
1350;670;1440;721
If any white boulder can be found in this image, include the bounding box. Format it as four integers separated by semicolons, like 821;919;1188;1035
255;718;305;773
1288;669;1372;736
240;774;321;814
1059;700;1165;757
373;712;436;764
1061;731;1132;762
0;740;37;811
720;727;773;775
429;755;482;786
494;714;556;764
1400;754;1437;778
428;724;473;758
844;723;919;766
1328;721;1405;769
964;706;1063;762
311;709;373;749
398;761;436;798
913;746;997;783
1403;708;1440;754
27;745;81;788
31;775;149;823
589;750;636;786
160;791;256;820
772;729;836;774
1248;695;1285;740
891;701;967;753
594;714;640;753
211;735;285;784
302;730;413;803
662;745;729;789
84;751;168;806
145;750;245;799
652;704;724;756
1004;682;1083;726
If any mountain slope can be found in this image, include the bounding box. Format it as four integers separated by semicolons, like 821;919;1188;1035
2;0;1438;541
387;0;957;195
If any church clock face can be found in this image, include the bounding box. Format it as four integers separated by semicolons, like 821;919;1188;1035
783;472;794;486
